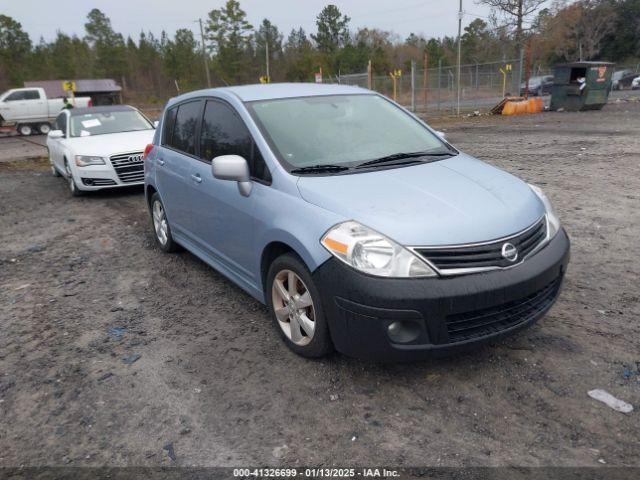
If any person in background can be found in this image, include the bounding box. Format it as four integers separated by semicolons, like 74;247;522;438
63;97;74;109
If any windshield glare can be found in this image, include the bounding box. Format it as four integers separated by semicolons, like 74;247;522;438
249;94;450;170
70;110;152;137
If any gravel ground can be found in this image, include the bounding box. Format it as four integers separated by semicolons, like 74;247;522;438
0;98;639;469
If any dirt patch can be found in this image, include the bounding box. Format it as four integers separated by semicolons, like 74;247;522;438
0;101;639;468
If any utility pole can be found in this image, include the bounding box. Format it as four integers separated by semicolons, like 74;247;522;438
198;18;212;88
456;0;463;116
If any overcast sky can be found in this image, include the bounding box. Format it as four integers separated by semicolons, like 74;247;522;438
3;0;502;43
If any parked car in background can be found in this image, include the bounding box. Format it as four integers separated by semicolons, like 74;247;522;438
0;87;92;136
632;76;640;90
144;84;570;361
47;105;155;196
612;69;639;90
520;75;554;96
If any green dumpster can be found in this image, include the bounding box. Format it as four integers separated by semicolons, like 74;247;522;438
550;61;614;111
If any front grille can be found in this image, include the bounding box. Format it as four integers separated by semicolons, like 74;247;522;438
416;217;547;273
81;178;117;186
445;276;562;343
110;152;144;184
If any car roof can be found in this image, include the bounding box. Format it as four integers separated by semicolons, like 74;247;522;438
69;105;137;116
176;83;372;103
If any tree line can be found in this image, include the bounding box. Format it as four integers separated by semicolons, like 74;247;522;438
0;0;638;100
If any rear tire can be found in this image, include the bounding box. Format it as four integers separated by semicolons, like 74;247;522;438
38;123;51;135
150;193;181;252
266;253;333;358
18;124;32;136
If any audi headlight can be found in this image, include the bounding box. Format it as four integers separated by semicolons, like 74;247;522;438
529;184;561;239
75;155;105;166
321;221;436;278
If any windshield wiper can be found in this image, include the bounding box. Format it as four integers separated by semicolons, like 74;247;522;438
355;151;454;169
290;164;351;174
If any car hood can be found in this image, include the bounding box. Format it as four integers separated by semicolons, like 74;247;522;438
296;153;545;246
61;130;155;156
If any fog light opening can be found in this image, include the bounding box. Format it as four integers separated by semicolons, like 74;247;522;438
387;320;421;344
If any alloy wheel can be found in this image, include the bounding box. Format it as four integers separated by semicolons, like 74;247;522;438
271;269;316;346
152;200;169;245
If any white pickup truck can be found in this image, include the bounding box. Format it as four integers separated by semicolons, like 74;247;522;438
0;87;92;136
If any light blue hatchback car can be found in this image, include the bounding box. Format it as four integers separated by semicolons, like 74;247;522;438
144;83;569;361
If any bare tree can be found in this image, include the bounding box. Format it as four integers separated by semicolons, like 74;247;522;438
575;0;616;60
538;0;617;61
477;0;547;49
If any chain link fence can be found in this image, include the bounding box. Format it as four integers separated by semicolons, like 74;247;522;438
338;59;558;116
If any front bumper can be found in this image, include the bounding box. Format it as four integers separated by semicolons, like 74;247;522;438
73;165;144;190
312;229;570;362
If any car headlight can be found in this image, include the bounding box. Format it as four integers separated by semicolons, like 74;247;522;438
75;155;105;166
321;221;437;278
529;184;561;239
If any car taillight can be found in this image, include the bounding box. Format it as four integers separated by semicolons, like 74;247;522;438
143;144;154;160
88;99;93;107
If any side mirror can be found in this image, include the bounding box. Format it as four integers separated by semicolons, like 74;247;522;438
153;120;159;128
212;155;252;197
48;130;64;139
435;130;446;139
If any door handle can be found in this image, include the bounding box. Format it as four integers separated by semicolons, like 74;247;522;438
191;173;202;183
157;158;165;166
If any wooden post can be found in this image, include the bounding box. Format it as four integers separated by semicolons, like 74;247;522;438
389;73;397;101
367;60;372;90
411;60;416;112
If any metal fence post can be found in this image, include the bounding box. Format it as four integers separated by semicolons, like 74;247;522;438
411;60;416;112
437;59;442;112
517;49;524;95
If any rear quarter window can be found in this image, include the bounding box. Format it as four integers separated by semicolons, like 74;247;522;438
162;107;177;146
163;101;202;156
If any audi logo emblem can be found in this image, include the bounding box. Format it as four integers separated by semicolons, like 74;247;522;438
127;154;143;163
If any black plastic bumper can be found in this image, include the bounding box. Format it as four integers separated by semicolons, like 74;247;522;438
312;229;570;362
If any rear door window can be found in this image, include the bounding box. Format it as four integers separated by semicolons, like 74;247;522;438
199;100;271;182
165;101;202;156
24;90;40;100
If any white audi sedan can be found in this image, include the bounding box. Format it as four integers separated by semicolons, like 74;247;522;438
47;105;155;196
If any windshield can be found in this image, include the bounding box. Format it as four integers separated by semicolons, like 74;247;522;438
69;110;152;137
248;94;453;171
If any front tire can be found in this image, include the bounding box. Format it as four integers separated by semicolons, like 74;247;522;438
64;159;83;197
50;156;61;177
266;253;333;358
150;193;180;252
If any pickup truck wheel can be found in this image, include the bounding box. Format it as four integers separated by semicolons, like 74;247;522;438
150;193;180;252
267;253;333;358
38;123;51;135
64;160;83;197
18;124;32;136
